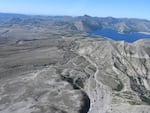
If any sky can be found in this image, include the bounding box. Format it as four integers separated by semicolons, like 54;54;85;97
0;0;150;19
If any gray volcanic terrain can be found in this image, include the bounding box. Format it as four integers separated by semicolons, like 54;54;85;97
0;13;150;113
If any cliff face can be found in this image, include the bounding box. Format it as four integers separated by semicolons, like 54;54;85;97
0;35;150;113
76;38;150;113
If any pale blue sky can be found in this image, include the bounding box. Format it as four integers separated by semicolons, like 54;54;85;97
0;0;149;19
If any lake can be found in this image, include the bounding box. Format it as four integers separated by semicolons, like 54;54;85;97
90;29;150;42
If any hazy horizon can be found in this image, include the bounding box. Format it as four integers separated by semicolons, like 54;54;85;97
1;12;150;22
0;0;150;20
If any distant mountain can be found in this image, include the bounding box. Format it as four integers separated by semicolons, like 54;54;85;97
0;13;150;33
76;15;150;33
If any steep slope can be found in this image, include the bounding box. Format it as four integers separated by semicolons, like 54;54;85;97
0;34;150;113
75;38;150;113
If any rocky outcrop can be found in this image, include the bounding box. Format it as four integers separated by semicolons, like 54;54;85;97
0;35;150;113
76;38;150;113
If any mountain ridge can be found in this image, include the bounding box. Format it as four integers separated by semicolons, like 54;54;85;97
0;13;150;113
0;13;150;33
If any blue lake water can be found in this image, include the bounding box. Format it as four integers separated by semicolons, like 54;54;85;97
90;29;150;42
